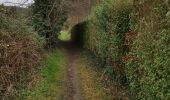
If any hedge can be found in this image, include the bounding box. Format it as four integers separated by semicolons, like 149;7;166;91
84;0;132;84
75;0;170;99
126;0;170;99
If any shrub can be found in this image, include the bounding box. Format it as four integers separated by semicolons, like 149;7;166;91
81;0;170;99
0;6;42;99
32;0;67;46
84;0;132;83
126;0;170;99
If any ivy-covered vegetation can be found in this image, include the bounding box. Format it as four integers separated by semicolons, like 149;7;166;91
32;0;67;46
72;0;170;99
83;0;132;84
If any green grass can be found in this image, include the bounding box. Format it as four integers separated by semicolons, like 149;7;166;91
27;49;67;100
58;31;71;41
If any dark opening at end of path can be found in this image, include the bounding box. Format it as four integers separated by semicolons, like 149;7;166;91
58;21;87;48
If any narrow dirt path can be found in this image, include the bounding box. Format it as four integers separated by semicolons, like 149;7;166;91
62;42;82;100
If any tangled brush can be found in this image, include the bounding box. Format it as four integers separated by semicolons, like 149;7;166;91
0;6;42;99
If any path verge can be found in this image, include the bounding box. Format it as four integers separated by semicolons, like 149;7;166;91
27;49;67;100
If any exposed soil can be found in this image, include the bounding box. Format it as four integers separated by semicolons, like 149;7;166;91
58;41;129;100
61;42;82;100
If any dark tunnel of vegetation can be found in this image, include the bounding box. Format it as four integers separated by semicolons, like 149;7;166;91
71;21;87;47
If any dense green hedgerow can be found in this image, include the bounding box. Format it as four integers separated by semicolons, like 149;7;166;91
80;0;170;99
126;0;170;99
84;0;132;84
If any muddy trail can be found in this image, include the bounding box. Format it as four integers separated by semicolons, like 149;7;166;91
60;42;82;100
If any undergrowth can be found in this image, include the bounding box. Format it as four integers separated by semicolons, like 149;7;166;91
0;5;42;99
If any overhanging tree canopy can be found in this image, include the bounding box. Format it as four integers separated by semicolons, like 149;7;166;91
32;0;67;46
